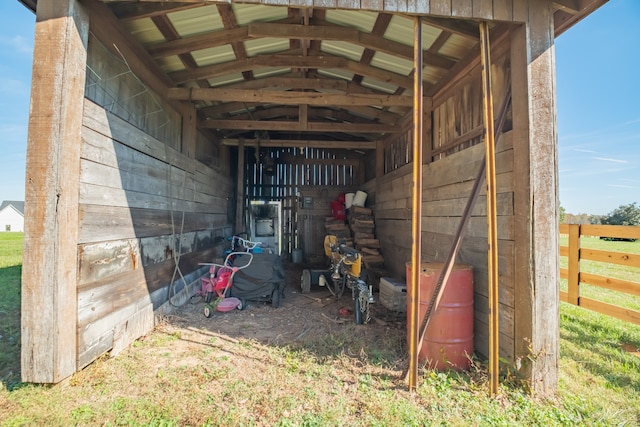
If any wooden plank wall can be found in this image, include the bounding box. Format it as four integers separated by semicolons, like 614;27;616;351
246;147;361;259
76;37;233;369
369;50;515;361
245;0;526;22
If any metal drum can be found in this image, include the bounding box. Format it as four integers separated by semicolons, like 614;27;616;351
406;262;474;371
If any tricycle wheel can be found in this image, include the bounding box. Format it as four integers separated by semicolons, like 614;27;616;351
237;298;248;311
204;291;213;303
204;303;214;318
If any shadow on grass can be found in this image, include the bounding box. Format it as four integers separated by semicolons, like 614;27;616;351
560;306;640;392
0;265;22;391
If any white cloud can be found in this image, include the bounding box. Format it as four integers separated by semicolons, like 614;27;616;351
607;184;637;189
593;157;629;164
0;35;33;56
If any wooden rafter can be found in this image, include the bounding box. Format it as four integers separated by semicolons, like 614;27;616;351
167;88;413;107
168;53;415;88
149;22;455;70
109;2;206;21
199;119;397;133
222;138;377;149
217;3;253;81
353;13;392;85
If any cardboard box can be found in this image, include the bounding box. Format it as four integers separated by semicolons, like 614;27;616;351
379;277;407;312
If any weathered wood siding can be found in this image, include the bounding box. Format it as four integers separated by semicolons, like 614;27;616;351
245;147;361;259
76;37;234;368
370;47;514;362
240;0;526;21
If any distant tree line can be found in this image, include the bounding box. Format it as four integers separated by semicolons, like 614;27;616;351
561;202;640;241
560;202;640;226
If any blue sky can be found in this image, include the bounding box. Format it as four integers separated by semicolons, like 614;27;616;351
0;1;638;216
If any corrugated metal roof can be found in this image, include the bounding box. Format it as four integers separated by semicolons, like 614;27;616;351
324;9;377;33
168;5;225;37
104;3;506;145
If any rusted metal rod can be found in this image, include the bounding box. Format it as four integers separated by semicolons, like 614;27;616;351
401;84;511;383
479;20;500;397
407;15;423;392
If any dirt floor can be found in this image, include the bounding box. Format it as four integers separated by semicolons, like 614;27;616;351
163;261;407;350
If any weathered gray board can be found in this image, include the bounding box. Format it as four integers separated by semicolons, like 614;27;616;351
77;100;233;369
73;33;235;369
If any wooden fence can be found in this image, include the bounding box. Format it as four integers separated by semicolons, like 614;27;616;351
559;224;640;325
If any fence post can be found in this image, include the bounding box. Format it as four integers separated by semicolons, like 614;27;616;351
567;224;580;305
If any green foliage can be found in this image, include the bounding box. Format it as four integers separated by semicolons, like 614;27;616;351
601;202;640;227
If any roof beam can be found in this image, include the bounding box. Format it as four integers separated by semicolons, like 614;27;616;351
553;0;581;14
109;2;206;21
199;102;402;124
222;138;377;149
150;22;455;70
167;88;414;106
200;119;398;133
168;54;415;88
421;17;480;40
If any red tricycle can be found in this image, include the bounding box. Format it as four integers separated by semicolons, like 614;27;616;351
197;251;253;317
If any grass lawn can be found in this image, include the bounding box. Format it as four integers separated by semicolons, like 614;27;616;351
1;233;639;425
559;236;640;312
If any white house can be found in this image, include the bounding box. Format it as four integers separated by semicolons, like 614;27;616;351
0;201;25;232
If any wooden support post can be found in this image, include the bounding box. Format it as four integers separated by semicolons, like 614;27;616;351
422;98;433;164
181;102;197;158
511;3;560;395
479;21;500;397
407;16;423;392
235;139;245;233
376;139;385;177
567;224;580;305
21;0;89;383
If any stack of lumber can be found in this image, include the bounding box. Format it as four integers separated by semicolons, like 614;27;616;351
324;216;353;246
348;206;384;269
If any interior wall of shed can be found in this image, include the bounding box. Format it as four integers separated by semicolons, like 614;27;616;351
366;39;515;363
76;35;235;369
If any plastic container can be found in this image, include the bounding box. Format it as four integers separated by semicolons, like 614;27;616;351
352;190;367;207
330;200;346;220
292;248;303;263
406;262;474;371
345;193;355;209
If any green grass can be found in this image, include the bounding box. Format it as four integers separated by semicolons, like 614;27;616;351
1;232;639;425
560;236;640;312
0;233;22;390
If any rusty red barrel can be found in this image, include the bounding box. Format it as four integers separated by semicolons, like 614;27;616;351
406;262;474;371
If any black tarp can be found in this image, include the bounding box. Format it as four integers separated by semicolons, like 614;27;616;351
228;253;286;304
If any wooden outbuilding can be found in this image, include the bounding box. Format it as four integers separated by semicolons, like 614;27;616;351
18;0;607;394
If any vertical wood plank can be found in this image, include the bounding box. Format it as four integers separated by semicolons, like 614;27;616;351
473;0;494;20
181;103;197;158
567;224;580;305
511;23;533;391
423;97;433;164
511;0;559;396
21;0;89;383
235;140;245;233
430;0;452;16
451;0;473;17
493;0;514;22
376;140;385;177
527;0;559;396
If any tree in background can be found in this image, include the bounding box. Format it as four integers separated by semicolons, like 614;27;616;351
599;202;639;241
601;202;640;226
